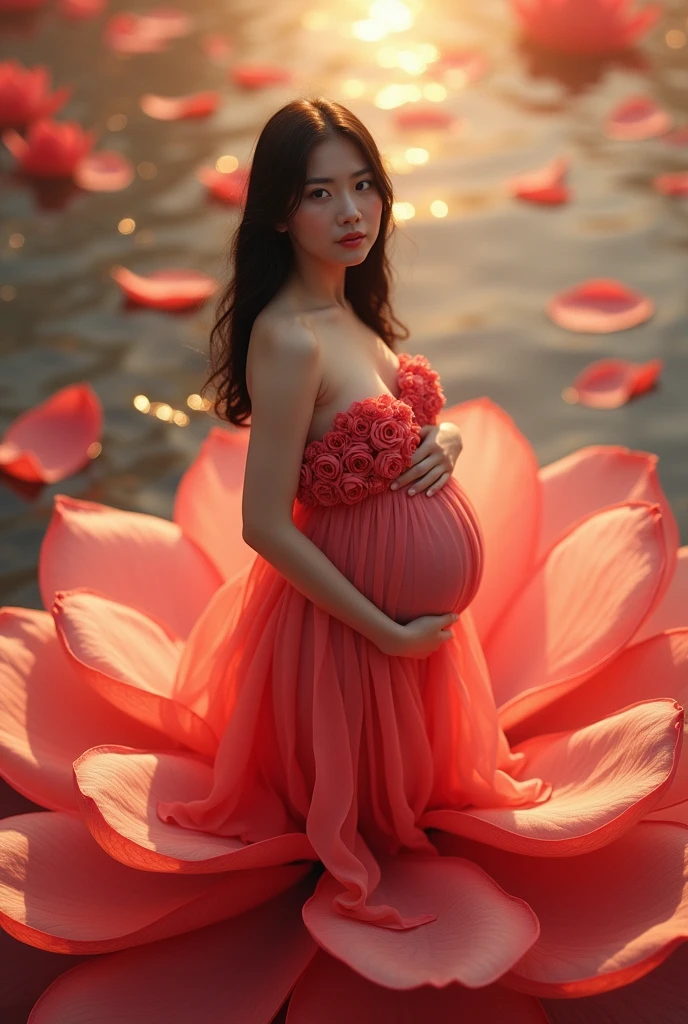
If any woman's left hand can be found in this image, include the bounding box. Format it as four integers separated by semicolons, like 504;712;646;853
390;422;463;498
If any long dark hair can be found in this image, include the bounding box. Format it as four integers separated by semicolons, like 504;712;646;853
203;96;410;427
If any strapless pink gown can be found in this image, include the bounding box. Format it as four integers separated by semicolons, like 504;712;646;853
158;352;546;929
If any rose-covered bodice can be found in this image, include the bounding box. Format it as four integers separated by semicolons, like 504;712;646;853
296;351;446;508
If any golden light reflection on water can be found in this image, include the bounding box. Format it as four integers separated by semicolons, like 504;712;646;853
133;393;208;426
375;83;422;108
392;200;415;220
216;155;239;173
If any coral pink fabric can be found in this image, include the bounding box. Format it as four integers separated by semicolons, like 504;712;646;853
1;360;688;1021
158;353;541;929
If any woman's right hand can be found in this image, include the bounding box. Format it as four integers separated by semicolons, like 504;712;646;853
378;612;458;659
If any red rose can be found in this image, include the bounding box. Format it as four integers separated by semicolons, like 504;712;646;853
299;462;313;490
322;430;349;454
332;410;353;432
304;439;326;463
401;432;420;461
368;475;388;495
342;443;375;476
311;479;341;505
340;473;369;504
369;416;406;451
375;449;405;479
312;452;342;482
349;413;372;441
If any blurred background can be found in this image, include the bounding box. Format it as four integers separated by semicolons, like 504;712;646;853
1;0;687;609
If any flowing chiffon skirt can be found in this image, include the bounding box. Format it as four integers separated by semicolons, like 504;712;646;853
158;477;546;929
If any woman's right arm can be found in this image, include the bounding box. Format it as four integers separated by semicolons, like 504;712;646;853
241;316;404;653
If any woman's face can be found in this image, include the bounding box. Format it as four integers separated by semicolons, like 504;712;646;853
279;134;384;265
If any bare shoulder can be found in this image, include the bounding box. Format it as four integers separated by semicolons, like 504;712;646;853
251;307;320;356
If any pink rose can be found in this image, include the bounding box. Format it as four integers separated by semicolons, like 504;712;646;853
342;443;375;476
298;462;313;491
367;474;388;495
369;417;406;451
401;432;419;462
349;413;372;441
310;478;341;505
332;410;353;432
339;473;369;504
311;452;342;482
374;449;405;479
322;430;349;454
304;439;326;463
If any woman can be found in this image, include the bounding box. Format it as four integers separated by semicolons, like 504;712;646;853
157;96;548;929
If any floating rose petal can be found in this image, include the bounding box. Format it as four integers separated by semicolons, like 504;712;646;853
548;279;654;333
104;13;169;54
435;48;488;84
73;151;135;192
653;171;688;198
229;63;292;89
0;61;71;129
202;34;233;61
197;165;249;205
2;118;95;178
139;6;193;40
112;268;219;310
664;125;688;148
507;156;570;204
140;91;219;121
605;96;673;141
568;358;663;409
393;105;458;130
510;0;661;55
0;383;102;484
57;0;107;18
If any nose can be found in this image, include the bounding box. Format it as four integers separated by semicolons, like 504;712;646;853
338;192;362;224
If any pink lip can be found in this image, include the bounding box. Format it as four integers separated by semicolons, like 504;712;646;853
338;233;365;242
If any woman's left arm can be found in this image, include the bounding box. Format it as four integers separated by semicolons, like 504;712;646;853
390;421;463;497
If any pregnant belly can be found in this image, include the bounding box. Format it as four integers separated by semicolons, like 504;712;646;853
295;476;484;624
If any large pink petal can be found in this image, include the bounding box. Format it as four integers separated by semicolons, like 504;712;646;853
173;426;256;581
0;811;310;954
28;877;317;1024
435;822;688;997
302;856;539;990
487;501;667;731
0;609;172;812
535;446;679;575
52;589;217;756
634;546;688;642
541;943;688;1024
511;629;688;739
73;746;317;873
287;950;548;1023
423;701;682;855
0;383;101;484
39;495;222;639
441;398;540;643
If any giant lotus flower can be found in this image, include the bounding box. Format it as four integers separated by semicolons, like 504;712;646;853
0;397;687;1022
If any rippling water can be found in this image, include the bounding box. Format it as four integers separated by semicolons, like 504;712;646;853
1;0;687;608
